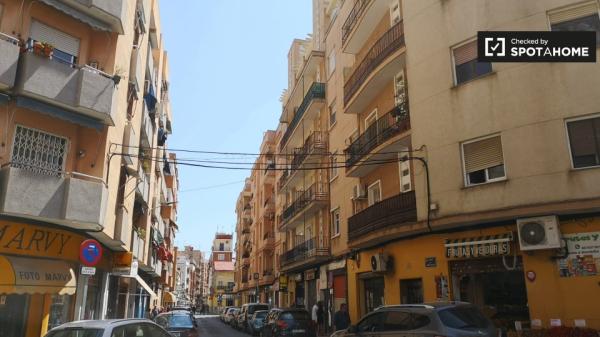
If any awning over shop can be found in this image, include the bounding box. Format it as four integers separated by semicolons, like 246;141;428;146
0;255;76;295
163;291;176;303
444;233;514;259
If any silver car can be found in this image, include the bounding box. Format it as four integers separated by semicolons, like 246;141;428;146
332;302;496;337
44;319;173;337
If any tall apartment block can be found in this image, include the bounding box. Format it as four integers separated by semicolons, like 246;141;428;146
0;0;179;335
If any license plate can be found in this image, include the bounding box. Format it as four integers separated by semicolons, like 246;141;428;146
292;329;305;333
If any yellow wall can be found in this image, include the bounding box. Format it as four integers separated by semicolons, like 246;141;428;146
347;217;600;329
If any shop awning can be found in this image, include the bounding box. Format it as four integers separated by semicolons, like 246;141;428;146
444;233;513;248
444;233;514;258
163;291;176;303
0;256;76;295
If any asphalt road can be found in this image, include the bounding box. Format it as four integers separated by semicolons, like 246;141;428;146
194;315;250;337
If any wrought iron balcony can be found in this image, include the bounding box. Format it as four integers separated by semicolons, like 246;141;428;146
291;131;328;172
348;191;417;242
342;0;372;46
345;103;410;168
281;237;329;267
280;82;326;149
281;183;329;225
344;22;405;106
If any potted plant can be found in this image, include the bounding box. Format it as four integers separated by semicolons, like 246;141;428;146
136;227;146;239
32;41;43;55
41;42;53;58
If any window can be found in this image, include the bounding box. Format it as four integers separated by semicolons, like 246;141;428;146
357;312;385;332
549;2;600;45
218;253;225;261
11;125;69;176
400;278;423;304
390;0;402;25
328;49;336;77
566;115;600;168
219;243;224;251
331;208;340;236
329;101;337;127
330;151;339;179
462;135;505;186
30;20;80;65
399;153;412;192
367;181;382;206
382;311;431;331
453;40;492;85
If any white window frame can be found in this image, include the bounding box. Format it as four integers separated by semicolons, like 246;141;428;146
565;112;600;170
398;153;412;193
367;180;382;206
217;253;225;261
331;207;341;238
328;49;336;77
546;1;600;31
451;37;482;86
460;134;507;187
330;151;339;182
329;99;337;129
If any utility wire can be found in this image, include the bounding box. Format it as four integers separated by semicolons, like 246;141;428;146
180;180;247;193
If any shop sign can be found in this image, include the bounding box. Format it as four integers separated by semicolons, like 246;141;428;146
0;221;84;261
425;257;437;268
558;231;600;277
305;269;316;281
81;266;96;276
79;239;103;267
279;275;288;292
112;253;138;277
445;233;512;259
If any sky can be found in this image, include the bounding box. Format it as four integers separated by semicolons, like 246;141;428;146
159;1;312;255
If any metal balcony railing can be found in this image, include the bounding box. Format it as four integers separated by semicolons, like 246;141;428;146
282;183;329;223
348;191;417;241
290;131;328;172
280;82;326;149
281;237;329;266
345;103;410;167
344;22;405;106
342;0;372;46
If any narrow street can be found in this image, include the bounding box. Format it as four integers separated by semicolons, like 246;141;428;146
194;315;250;337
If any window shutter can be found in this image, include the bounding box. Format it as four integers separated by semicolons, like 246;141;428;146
463;136;504;173
453;41;477;66
30;20;80;56
549;2;599;24
567;119;597;156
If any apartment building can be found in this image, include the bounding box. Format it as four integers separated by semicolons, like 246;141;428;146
208;233;235;310
234;178;253;304
0;0;178;335
337;0;600;330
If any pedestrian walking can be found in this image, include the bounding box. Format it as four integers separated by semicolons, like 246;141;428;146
311;302;319;325
317;301;325;335
333;303;351;331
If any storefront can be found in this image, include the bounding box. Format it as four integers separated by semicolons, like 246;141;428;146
0;220;111;337
107;255;156;319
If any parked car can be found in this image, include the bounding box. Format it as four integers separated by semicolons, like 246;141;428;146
154;311;199;337
44;319;171;337
261;308;315;337
220;306;233;322
171;306;191;312
248;310;269;335
225;307;240;325
331;302;496;337
237;303;270;332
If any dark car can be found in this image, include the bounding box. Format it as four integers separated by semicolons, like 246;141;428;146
248;310;269;335
237;303;270;332
44;319;171;337
261;308;316;337
154;311;199;337
331;302;496;337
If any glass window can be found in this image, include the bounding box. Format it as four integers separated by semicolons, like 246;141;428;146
166;314;194;328
357;312;385;332
331;208;340;236
462;135;505;186
382;311;413;331
280;311;310;320
144;324;171;337
438;306;490;329
551;14;600;45
330;152;338;179
48;294;74;330
567;116;600;168
11;125;69;176
328;50;336;77
453;40;492;85
329;108;337;127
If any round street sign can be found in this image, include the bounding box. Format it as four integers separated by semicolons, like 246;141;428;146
80;239;103;267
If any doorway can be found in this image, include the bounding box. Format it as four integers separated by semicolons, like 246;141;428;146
400;278;423;304
362;276;384;315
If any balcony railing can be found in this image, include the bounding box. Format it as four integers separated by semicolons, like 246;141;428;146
348;191;417;241
344;22;405;106
0;33;19;90
345;103;410;167
280;82;326;149
282;183;329;223
278;169;290;190
281;238;329;266
291;131;328;172
342;0;372;46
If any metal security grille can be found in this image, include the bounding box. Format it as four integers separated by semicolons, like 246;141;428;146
11;125;68;176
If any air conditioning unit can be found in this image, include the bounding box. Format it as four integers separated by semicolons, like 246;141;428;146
517;215;562;251
352;184;366;199
371;254;388;273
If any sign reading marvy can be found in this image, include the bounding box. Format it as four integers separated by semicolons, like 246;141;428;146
0;222;84;261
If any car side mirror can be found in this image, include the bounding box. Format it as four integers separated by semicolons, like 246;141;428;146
347;325;357;333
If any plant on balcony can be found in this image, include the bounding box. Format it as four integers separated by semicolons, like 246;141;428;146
135;227;146;239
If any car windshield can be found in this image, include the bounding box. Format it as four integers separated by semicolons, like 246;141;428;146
46;329;104;337
248;305;269;314
280;311;310;321
165;314;195;328
438;306;490;329
254;312;268;319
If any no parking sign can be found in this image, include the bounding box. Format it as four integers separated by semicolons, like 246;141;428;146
79;239;103;267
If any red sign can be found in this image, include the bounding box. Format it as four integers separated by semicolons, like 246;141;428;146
80;239;103;267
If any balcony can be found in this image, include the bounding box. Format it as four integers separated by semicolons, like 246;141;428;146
281;131;329;190
280;82;326;150
135;167;150;205
114;205;131;247
129;46;144;93
280;182;329;230
344;22;406;113
0;164;107;231
348;191;417;245
345;104;411;177
260;270;275;285
15;50;117;125
342;0;398;54
263;232;275;249
0;34;19;91
131;233;146;261
141;108;154;147
43;0;126;33
280;238;329;271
